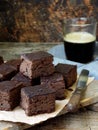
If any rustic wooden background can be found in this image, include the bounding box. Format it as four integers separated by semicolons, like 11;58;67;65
0;0;98;42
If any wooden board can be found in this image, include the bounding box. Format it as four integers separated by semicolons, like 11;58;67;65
87;103;98;111
0;80;98;130
85;81;98;112
58;80;98;115
81;80;98;106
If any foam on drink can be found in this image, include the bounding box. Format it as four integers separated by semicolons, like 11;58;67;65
64;32;96;44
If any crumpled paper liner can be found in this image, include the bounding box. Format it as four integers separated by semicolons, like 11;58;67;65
0;77;94;125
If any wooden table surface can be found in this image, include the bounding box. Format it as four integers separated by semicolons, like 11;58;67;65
28;110;98;130
0;42;98;130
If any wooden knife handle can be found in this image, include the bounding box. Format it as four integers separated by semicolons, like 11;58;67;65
66;90;81;112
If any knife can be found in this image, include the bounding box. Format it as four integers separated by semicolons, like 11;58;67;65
66;69;89;112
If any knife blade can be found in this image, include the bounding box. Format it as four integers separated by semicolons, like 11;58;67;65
66;69;89;112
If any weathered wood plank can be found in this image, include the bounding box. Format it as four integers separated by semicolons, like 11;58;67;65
0;0;98;42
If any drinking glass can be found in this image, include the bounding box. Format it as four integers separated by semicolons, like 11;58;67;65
63;17;97;63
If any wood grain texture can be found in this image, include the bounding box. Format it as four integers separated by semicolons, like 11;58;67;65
0;0;98;42
27;110;98;130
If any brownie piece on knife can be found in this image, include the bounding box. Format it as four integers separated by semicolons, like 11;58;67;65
0;81;23;111
55;63;77;88
41;73;66;100
20;51;55;79
20;85;55;116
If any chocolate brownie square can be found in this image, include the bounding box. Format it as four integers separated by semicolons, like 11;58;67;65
20;51;55;79
11;72;32;87
20;85;55;116
41;73;66;100
0;56;4;65
55;63;77;88
0;63;17;81
6;59;22;72
0;81;23;111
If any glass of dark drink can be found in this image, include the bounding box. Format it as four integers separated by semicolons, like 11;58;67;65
63;17;97;63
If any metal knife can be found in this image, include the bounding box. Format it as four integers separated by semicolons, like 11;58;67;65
66;69;89;112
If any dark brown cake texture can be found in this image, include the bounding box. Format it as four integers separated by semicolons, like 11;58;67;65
20;51;55;79
20;85;55;116
0;63;17;81
11;72;32;87
41;73;66;100
55;63;77;88
11;72;40;87
0;81;23;111
6;59;22;72
0;56;4;65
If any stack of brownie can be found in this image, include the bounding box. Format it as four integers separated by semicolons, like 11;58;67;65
0;51;77;116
